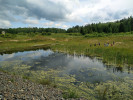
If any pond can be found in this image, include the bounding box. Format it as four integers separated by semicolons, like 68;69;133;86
0;49;133;83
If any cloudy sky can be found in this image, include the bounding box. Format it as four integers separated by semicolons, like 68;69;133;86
0;0;133;29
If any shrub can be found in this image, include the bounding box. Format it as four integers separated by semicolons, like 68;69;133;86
42;32;51;35
22;75;30;80
63;89;79;99
0;33;16;38
84;33;111;38
27;32;36;37
68;33;81;36
39;79;51;85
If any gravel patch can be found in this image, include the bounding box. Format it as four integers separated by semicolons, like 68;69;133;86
0;71;86;100
0;71;63;100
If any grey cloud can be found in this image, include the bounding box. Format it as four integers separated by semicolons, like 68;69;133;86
0;0;70;25
105;8;129;20
0;12;16;21
26;1;69;21
89;8;131;23
113;11;129;19
0;0;27;15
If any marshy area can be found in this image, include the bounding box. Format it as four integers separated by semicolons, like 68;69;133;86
0;32;133;99
0;0;133;99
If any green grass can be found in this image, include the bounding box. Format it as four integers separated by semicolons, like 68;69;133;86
0;33;133;66
49;33;133;66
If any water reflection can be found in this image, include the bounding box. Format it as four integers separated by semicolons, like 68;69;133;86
0;49;54;61
0;49;133;83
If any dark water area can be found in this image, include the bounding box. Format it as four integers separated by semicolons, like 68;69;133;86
0;49;133;83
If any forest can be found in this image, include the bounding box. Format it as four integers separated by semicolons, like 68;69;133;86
67;16;133;35
0;27;66;35
0;16;133;35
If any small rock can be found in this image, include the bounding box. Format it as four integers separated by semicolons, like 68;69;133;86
19;89;24;92
0;94;3;99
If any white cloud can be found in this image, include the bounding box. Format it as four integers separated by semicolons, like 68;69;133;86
66;0;133;23
55;23;69;29
43;22;54;26
42;21;69;29
0;19;11;28
62;25;69;29
24;19;39;24
55;23;62;27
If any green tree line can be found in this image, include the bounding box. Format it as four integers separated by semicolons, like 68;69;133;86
67;16;133;35
0;27;66;34
0;16;133;35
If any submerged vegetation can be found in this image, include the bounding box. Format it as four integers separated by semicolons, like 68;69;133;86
1;62;133;99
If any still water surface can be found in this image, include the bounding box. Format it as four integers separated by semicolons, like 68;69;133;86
0;49;133;83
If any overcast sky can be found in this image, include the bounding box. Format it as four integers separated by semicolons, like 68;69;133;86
0;0;133;29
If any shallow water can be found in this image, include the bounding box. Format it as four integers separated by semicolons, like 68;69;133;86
0;49;133;83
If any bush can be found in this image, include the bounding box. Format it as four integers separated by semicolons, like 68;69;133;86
27;32;36;37
22;75;30;80
85;33;110;37
42;32;51;35
39;79;51;85
63;89;79;99
0;33;16;38
18;32;26;35
67;33;81;36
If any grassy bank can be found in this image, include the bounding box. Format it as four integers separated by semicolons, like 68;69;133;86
50;33;133;66
0;33;133;66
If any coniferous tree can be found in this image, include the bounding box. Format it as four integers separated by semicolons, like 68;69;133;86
119;23;125;32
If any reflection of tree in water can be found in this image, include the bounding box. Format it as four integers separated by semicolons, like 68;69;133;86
127;66;133;74
105;64;123;73
113;66;123;73
105;64;133;74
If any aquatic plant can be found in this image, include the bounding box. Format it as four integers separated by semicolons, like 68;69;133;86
63;89;79;99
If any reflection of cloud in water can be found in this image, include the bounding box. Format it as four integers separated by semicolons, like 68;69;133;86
58;55;133;83
0;49;53;61
23;52;133;83
1;49;133;83
63;55;105;74
20;50;53;60
29;53;71;70
0;53;15;61
60;55;112;83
